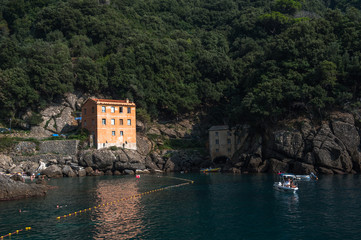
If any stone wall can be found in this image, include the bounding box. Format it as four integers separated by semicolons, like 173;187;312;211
39;140;79;155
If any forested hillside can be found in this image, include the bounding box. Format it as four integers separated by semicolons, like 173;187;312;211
0;0;361;126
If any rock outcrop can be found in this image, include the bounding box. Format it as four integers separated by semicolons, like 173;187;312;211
230;112;361;174
0;175;47;201
28;92;84;137
41;165;63;178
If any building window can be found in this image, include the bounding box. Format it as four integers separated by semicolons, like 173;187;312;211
120;131;123;136
119;119;123;125
216;149;219;152
216;139;219;144
84;120;87;126
111;119;115;125
102;106;106;112
228;148;231;152
228;131;232;136
127;107;131;113
215;132;218;136
102;119;106;125
111;106;115;113
92;107;94;113
92;119;95;125
127;119;131;125
227;139;231;144
112;131;115;136
84;108;87;115
119;107;123;113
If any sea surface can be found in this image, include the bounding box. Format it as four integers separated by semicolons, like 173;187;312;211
0;173;361;240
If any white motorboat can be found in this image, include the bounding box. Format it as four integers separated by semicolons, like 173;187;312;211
295;172;318;181
273;173;298;193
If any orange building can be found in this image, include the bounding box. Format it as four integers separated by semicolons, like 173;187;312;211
81;98;136;150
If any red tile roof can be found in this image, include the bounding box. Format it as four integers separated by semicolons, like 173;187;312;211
86;98;136;106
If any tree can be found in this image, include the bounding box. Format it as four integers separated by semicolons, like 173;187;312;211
0;68;38;117
273;0;301;15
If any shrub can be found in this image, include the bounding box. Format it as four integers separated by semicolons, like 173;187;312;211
67;128;89;141
110;146;118;151
0;137;16;151
28;112;43;126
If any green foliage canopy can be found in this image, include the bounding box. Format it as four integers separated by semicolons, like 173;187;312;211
0;0;360;126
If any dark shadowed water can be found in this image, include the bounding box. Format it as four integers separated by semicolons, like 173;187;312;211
1;174;361;239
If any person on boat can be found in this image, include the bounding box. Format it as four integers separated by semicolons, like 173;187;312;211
290;179;296;188
284;178;291;187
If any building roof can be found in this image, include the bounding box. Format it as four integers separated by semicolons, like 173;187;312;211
209;125;230;131
84;98;136;106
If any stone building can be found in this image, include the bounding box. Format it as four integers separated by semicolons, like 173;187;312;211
81;98;136;150
209;125;237;163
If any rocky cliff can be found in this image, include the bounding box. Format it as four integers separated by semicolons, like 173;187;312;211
228;112;361;174
3;92;361;176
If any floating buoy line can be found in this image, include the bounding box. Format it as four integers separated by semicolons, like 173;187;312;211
0;176;194;238
0;227;32;239
56;176;194;220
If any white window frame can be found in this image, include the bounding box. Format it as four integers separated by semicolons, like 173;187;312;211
127;119;131;126
112;131;115;136
111;106;115;113
102;119;106;125
111;119;115;125
102;106;106;112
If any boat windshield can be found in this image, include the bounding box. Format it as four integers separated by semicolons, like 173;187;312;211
280;173;296;179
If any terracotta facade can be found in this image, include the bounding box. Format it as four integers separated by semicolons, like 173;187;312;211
81;98;136;150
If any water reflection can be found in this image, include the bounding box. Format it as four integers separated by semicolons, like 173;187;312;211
91;179;144;239
274;190;300;224
2;174;361;240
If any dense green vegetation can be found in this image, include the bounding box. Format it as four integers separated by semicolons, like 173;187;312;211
0;0;361;126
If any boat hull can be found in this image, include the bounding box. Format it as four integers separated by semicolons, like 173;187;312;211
200;168;221;173
273;182;298;193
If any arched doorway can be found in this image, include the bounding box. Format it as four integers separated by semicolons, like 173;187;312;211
213;156;229;164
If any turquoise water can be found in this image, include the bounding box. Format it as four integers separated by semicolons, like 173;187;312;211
1;174;361;239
